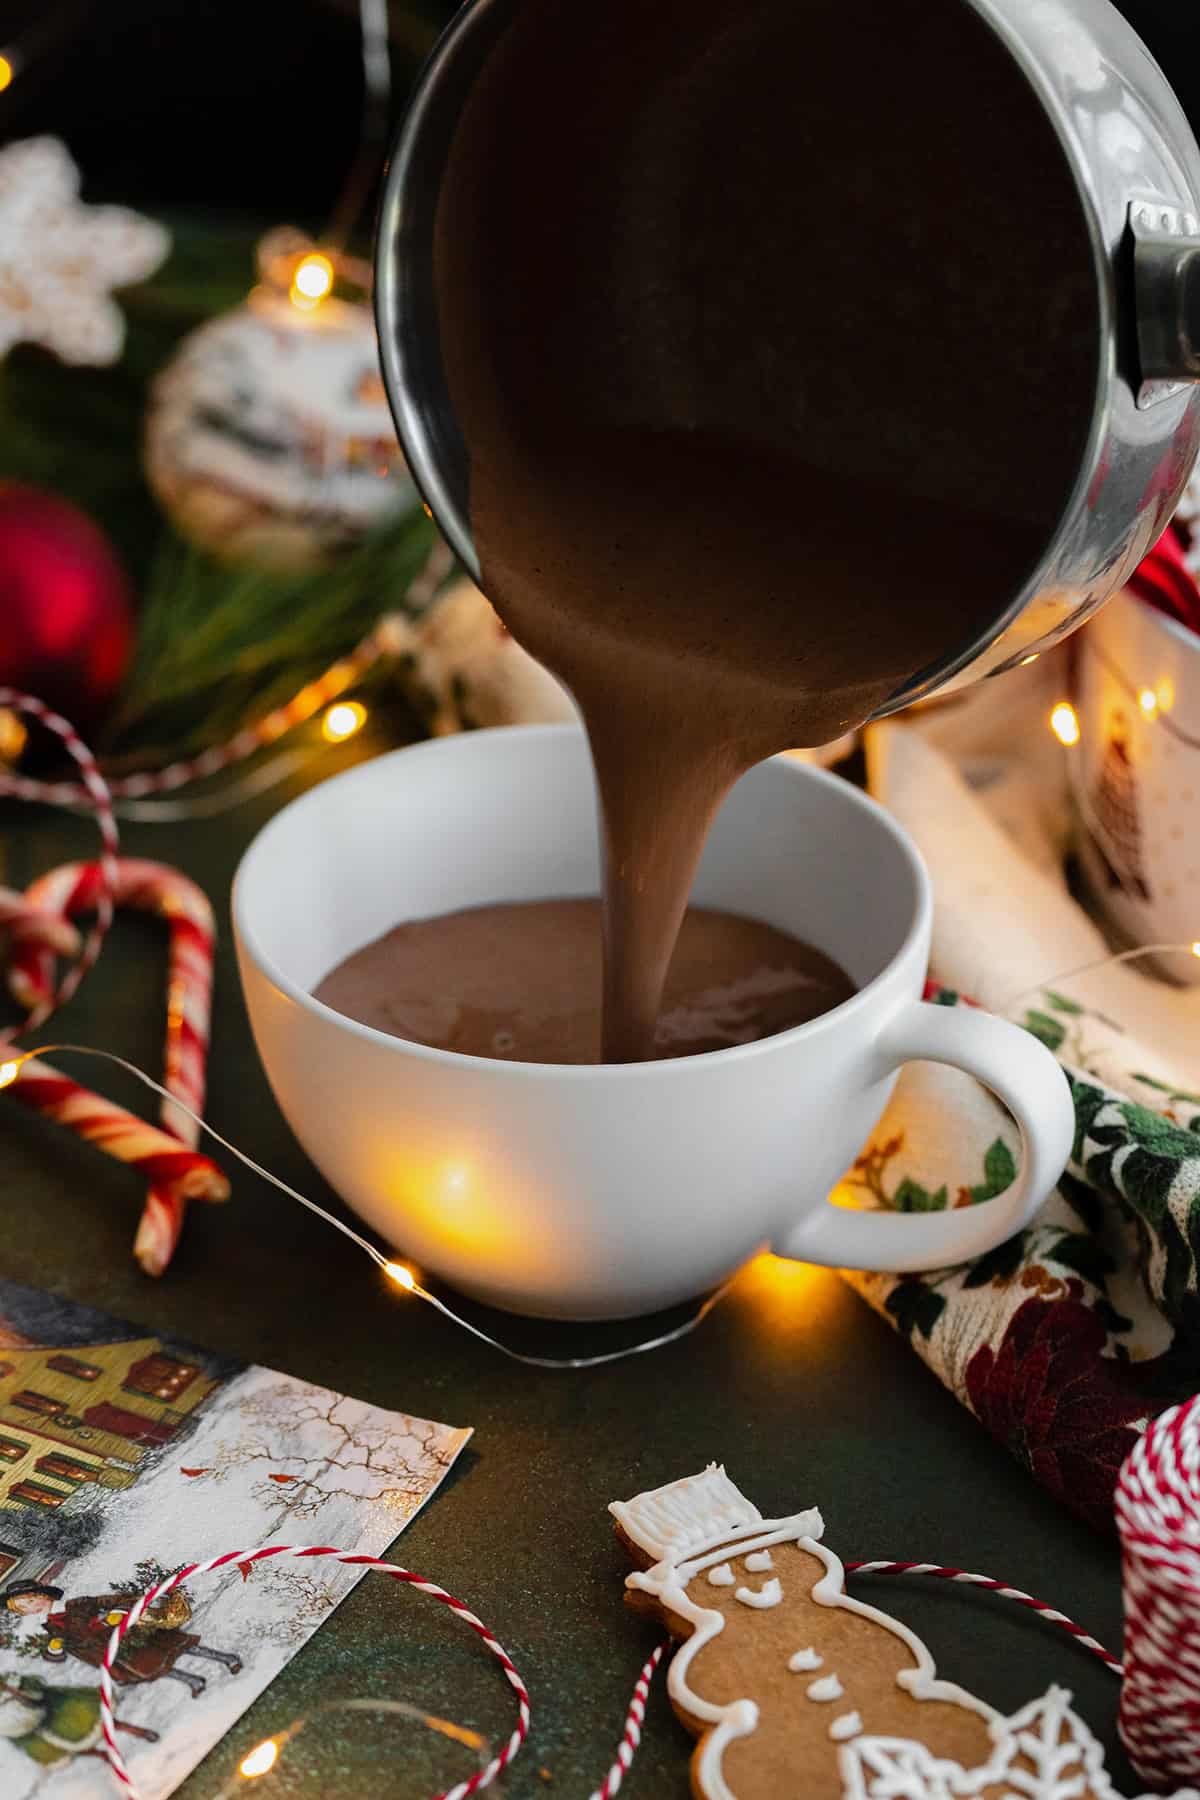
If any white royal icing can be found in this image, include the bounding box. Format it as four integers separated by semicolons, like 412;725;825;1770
838;1685;1200;1800
609;1464;762;1564
788;1648;822;1673
830;1710;863;1742
707;1563;735;1588
807;1674;844;1702
617;1466;998;1800
735;1578;783;1609
744;1550;774;1572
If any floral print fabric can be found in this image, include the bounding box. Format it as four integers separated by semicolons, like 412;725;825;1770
841;985;1200;1534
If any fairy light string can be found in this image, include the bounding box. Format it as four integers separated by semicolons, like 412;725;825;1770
0;699;1179;1798
0;529;451;823
0;1042;732;1371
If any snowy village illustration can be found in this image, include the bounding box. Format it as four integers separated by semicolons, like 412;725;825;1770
0;1280;469;1798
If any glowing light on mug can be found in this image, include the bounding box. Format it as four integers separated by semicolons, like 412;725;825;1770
1050;702;1080;746
321;700;367;743
239;1739;279;1779
1139;687;1158;718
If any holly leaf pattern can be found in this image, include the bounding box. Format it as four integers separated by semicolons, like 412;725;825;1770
1057;1170;1103;1234
1043;991;1083;1015
894;1178;949;1214
1044;1232;1116;1287
961;1230;1029;1289
1023;1009;1066;1052
968;1138;1017;1203
884;1280;947;1342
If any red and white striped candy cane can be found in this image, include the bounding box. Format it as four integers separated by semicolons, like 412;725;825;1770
1116;1393;1200;1788
100;1544;529;1800
8;859;216;1274
0;688;117;1035
6;1056;229;1205
0;888;80;963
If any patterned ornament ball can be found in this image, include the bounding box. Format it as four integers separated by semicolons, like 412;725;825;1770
0;485;135;731
144;235;417;569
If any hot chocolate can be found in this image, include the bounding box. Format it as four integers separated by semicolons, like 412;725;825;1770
313;900;854;1065
431;0;1097;1059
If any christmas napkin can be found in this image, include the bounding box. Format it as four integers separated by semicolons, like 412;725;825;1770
839;645;1200;1534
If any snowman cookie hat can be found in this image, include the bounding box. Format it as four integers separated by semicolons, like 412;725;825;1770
610;1463;823;1566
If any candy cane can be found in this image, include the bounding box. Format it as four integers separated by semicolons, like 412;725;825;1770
1115;1393;1200;1788
100;1544;529;1800
0;889;80;963
0;688;117;1034
5;1056;228;1205
8;859;217;1275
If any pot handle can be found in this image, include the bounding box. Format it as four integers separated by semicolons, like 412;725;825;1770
775;1000;1074;1272
1132;200;1200;384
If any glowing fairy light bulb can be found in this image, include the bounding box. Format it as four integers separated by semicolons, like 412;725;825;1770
0;1060;18;1089
1139;687;1158;719
384;1262;416;1290
1050;702;1080;746
0;55;14;92
1191;942;1200;960
290;253;334;308
239;1739;279;1779
321;700;367;743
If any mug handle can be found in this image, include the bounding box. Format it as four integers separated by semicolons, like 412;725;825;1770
777;1000;1074;1272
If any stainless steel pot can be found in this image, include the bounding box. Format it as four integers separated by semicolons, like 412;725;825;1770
375;0;1200;715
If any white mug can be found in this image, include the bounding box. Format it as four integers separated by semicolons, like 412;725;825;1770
233;725;1073;1320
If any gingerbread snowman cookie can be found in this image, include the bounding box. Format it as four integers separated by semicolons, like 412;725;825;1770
610;1465;1164;1800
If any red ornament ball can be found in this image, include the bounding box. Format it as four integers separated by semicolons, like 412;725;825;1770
0;484;135;733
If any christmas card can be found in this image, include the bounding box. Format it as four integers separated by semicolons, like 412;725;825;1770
0;1279;470;1798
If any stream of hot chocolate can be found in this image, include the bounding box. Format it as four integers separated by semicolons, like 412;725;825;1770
432;0;1096;1060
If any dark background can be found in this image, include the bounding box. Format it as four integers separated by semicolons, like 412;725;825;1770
1;0;1198;224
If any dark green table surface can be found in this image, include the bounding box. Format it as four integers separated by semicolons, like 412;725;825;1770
1;732;1131;1797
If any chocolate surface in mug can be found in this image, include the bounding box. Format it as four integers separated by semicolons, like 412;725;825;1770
431;0;1097;1059
314;900;854;1065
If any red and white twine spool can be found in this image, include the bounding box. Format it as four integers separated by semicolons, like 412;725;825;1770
1115;1394;1200;1788
0;687;118;1037
100;1545;530;1800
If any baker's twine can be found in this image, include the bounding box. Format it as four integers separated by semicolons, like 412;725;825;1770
1116;1393;1200;1788
100;1545;530;1800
